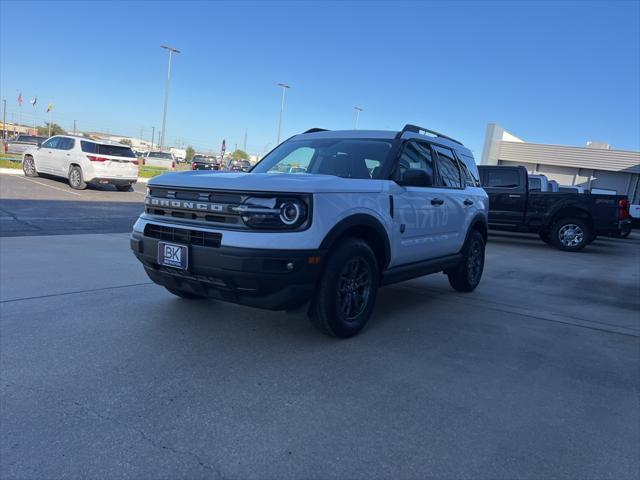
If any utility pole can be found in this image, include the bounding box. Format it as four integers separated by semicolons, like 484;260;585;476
243;128;247;152
73;120;76;135
159;45;181;151
276;83;290;144
151;126;155;150
2;99;6;140
353;106;363;129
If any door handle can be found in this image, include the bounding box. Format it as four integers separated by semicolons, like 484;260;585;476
431;198;444;206
509;194;521;198
464;199;474;206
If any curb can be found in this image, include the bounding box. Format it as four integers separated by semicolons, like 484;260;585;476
0;167;151;183
0;168;22;175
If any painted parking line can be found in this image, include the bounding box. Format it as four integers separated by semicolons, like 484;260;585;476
13;175;82;197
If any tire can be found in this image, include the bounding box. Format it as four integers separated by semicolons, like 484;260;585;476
551;217;590;252
116;184;131;192
539;229;552;245
308;238;379;338
447;230;485;292
23;156;39;177
68;166;87;190
165;286;206;299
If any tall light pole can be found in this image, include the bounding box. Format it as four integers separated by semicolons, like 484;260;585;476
159;45;180;151
353;106;363;129
151;126;155;150
277;83;290;145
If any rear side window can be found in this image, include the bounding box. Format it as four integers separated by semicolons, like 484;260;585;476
81;141;135;157
485;169;520;188
433;145;462;188
458;154;480;187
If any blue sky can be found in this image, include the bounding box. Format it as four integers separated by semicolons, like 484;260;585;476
1;0;638;157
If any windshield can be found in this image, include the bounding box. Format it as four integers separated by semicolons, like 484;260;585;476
148;152;173;159
252;138;394;179
193;155;215;163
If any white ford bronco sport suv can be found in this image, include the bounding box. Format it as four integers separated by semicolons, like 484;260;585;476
130;125;488;337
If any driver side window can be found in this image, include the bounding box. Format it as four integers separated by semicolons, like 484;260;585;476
396;141;434;186
42;137;60;149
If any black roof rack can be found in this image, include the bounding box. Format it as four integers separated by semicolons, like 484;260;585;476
396;124;463;146
303;128;329;134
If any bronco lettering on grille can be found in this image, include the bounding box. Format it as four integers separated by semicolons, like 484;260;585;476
146;197;225;212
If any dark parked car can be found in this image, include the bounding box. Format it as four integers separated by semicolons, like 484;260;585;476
228;159;251;172
191;154;220;170
479;165;632;251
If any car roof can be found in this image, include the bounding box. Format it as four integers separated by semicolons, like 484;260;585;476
292;129;473;158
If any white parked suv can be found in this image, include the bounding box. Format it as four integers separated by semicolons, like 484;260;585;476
22;136;138;191
130;125;489;337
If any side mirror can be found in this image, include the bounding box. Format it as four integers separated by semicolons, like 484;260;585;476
398;168;432;187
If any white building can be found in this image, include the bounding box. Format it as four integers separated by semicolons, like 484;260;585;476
481;123;640;204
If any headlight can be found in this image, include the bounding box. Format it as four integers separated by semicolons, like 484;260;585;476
234;196;310;230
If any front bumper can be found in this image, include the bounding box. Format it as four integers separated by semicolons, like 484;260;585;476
130;230;325;310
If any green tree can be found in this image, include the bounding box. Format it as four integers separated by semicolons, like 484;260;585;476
185;146;195;162
119;138;132;146
37;123;66;136
231;149;249;160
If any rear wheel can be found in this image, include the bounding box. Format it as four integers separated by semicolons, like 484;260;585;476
116;184;131;192
309;238;379;338
68;166;86;190
165;286;206;299
447;230;485;292
551;217;590;252
23;156;39;177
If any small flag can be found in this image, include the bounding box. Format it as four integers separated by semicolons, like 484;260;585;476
30;97;37;107
47;103;53;113
17;93;23;106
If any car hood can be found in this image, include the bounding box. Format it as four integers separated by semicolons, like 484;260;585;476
148;171;384;193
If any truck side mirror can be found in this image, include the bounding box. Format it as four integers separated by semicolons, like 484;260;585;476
398;168;432;187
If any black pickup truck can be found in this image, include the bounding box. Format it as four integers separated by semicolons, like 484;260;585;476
478;165;632;251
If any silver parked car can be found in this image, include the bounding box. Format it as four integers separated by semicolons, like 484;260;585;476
4;135;48;155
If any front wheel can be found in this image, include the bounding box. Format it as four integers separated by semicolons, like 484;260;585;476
23;156;39;177
447;230;485;292
68;166;87;190
551;217;590;252
116;184;132;192
308;238;379;338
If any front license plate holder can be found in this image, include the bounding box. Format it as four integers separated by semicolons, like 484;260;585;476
158;242;188;270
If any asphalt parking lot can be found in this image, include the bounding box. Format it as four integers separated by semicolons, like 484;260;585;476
1;172;639;479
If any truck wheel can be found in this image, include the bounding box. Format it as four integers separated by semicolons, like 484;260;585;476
68;166;87;190
309;238;379;338
116;184;131;192
447;230;485;292
551;218;590;252
23;156;39;177
539;230;552;244
165;286;206;299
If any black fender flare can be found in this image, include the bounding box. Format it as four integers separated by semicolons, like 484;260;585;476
462;213;488;249
319;214;391;269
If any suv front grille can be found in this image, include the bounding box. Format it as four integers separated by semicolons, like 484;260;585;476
145;188;247;228
144;224;222;248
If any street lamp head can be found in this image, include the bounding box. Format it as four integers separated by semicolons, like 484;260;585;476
354;106;364;112
160;45;181;54
278;83;291;89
